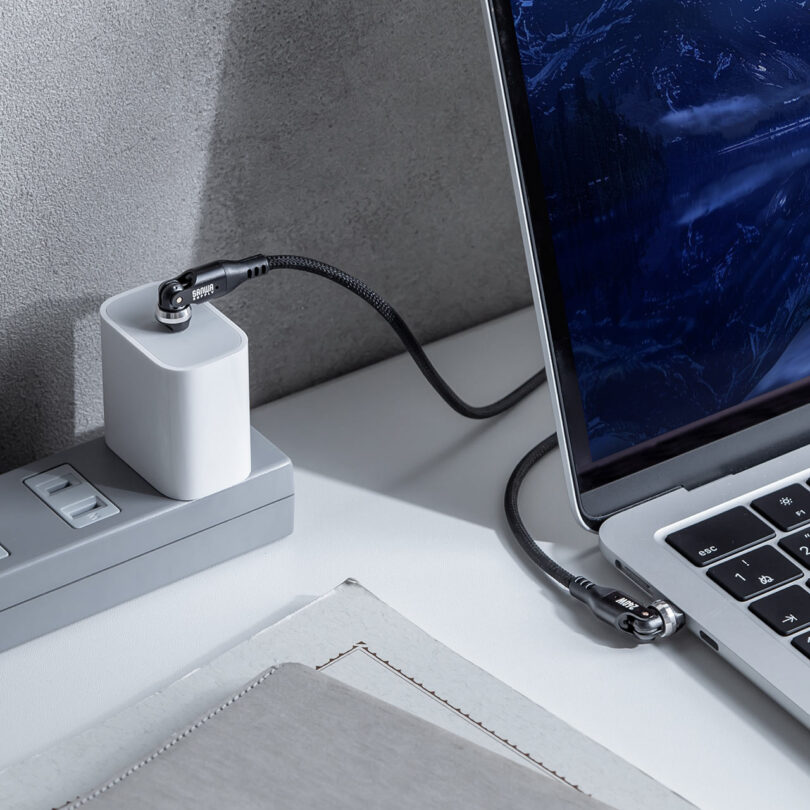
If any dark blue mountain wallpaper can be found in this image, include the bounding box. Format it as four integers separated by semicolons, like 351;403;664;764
511;0;810;461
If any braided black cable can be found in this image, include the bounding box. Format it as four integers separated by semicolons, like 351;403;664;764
504;432;576;589
259;255;573;587
263;255;546;419
264;256;572;584
157;253;682;639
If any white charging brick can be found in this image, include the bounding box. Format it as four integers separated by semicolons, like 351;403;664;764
100;283;251;501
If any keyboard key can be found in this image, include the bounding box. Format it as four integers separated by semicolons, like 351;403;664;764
792;631;810;660
750;585;810;635
751;484;810;531
707;545;801;600
779;529;810;569
666;507;773;567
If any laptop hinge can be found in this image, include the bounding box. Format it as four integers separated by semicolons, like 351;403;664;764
581;403;810;523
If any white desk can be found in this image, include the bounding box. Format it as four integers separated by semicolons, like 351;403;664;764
1;308;808;809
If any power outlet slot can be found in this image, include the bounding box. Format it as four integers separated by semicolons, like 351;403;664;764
67;496;104;520
24;465;120;529
43;472;81;495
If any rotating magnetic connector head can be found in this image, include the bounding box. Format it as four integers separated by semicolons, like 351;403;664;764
155;255;268;332
156;277;193;332
155;305;192;332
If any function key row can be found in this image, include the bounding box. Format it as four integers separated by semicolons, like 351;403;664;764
751;483;810;532
666;482;810;568
666;506;773;567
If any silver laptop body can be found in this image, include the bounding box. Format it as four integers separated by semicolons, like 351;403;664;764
483;0;810;728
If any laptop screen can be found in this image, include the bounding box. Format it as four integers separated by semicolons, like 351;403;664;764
501;0;810;490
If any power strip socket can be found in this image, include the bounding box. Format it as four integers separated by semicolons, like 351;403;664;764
24;464;120;529
0;428;293;653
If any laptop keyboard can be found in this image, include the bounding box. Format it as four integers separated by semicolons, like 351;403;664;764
666;484;810;660
706;545;801;600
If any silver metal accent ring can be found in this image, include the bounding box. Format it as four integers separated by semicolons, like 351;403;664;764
155;306;191;327
650;599;683;639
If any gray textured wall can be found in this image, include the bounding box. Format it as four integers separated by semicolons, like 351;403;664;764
0;1;530;473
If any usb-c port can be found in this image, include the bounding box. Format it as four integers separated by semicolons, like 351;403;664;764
700;631;719;651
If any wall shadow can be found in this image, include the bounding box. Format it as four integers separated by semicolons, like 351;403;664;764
0;294;101;473
189;0;531;409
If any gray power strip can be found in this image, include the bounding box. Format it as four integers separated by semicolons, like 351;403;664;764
0;429;294;653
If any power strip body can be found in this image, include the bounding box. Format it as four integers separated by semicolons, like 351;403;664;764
0;428;293;653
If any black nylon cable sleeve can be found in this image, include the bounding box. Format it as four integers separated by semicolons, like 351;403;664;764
504;432;576;589
161;253;592;608
261;254;546;419
257;256;572;588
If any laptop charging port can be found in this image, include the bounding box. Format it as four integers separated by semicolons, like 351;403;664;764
614;559;653;594
699;631;719;651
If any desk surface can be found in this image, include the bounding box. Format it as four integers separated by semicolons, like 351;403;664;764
1;308;808;809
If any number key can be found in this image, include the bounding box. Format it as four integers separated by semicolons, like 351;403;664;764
779;529;810;569
707;545;802;600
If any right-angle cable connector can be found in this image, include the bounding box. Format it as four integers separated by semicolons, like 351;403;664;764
505;436;685;644
155;255;270;331
569;577;685;643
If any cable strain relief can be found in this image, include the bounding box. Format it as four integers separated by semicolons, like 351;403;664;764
230;255;271;283
568;576;595;602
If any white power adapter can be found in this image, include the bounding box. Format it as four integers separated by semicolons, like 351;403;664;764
0;280;291;654
100;282;252;500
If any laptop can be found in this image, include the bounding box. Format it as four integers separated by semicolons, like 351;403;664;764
484;0;810;728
